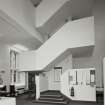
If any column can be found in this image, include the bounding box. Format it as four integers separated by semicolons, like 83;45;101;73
35;74;40;100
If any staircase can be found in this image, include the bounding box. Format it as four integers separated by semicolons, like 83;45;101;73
18;17;95;71
33;91;69;105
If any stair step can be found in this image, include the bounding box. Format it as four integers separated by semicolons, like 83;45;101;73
39;97;64;101
41;91;61;95
33;100;67;105
40;94;62;98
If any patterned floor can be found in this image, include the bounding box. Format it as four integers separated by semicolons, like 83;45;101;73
16;93;103;105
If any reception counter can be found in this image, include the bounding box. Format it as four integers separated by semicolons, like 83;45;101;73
61;68;96;101
0;97;16;105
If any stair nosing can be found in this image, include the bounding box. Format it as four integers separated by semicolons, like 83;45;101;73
40;94;62;97
39;97;64;101
33;100;67;104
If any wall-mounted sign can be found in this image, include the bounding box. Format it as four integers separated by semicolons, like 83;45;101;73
90;70;95;86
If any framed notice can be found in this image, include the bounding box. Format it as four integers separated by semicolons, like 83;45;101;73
90;70;95;86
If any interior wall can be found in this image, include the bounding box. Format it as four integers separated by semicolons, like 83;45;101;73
18;51;36;71
19;72;25;84
48;54;72;90
40;72;48;92
25;72;28;90
0;0;43;42
48;69;60;90
0;43;10;91
73;0;105;88
56;54;72;73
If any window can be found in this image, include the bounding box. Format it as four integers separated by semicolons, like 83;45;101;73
54;67;62;82
10;50;19;83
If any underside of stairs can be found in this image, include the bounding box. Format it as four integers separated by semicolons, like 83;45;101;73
33;90;69;105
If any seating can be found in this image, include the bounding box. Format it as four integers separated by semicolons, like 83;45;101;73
14;83;25;95
0;85;9;96
0;85;6;91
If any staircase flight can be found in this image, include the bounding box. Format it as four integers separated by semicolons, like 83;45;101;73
18;16;95;71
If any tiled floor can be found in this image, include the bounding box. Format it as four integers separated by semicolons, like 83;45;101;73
16;96;55;105
16;94;103;105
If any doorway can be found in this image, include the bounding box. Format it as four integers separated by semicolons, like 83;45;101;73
28;72;36;98
28;72;36;90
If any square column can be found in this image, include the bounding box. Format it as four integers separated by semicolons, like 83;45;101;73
35;74;40;100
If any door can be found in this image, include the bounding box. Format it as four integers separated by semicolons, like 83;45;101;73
28;72;36;90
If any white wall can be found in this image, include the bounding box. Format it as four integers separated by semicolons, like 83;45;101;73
36;0;68;27
48;54;72;90
61;68;96;101
73;0;105;88
40;73;48;92
35;17;95;70
0;0;44;42
19;72;25;84
61;70;69;98
56;54;72;74
48;70;61;90
25;72;28;90
18;51;36;71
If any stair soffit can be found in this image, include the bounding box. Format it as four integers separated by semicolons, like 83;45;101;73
36;0;94;37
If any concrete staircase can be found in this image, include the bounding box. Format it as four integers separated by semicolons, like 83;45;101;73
18;17;95;71
33;91;69;105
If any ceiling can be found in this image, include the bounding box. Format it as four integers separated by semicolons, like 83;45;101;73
0;15;41;50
